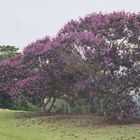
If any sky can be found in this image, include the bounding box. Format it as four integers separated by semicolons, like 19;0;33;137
0;0;140;50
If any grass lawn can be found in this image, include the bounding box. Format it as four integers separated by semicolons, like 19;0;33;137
0;109;140;140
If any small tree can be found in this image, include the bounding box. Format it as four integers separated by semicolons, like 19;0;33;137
0;45;19;60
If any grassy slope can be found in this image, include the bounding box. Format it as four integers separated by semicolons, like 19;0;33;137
0;109;140;140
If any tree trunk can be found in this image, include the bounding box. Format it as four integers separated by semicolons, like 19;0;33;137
47;97;56;113
42;97;51;112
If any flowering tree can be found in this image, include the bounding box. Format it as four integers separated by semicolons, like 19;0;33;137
0;12;139;120
0;46;20;108
57;12;140;120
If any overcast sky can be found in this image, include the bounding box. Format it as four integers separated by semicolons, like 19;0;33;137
0;0;140;50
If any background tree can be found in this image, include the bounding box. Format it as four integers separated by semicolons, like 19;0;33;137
0;45;19;60
0;45;20;108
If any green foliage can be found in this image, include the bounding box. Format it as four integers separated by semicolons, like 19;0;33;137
0;92;13;108
135;111;140;117
9;100;39;112
0;45;19;60
25;102;40;112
